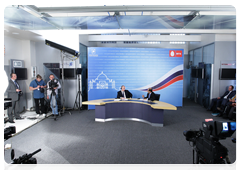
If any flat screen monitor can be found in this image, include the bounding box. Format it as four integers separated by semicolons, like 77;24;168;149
220;68;236;80
60;69;76;79
191;68;197;78
197;68;204;79
13;68;27;80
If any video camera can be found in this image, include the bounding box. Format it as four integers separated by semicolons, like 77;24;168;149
11;148;41;164
48;79;59;96
183;120;236;164
4;126;16;140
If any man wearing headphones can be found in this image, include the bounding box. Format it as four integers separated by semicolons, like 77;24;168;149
142;88;156;101
117;85;132;99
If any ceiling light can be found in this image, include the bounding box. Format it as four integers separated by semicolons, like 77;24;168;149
49;12;111;17
170;41;185;44
170;34;185;36
19;6;42;18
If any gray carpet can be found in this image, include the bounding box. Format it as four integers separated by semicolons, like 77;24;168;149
4;98;236;164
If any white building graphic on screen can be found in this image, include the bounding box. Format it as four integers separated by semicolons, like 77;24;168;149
88;72;117;91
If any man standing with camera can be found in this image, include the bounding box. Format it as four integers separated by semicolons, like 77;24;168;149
29;74;47;117
6;73;24;123
47;74;61;120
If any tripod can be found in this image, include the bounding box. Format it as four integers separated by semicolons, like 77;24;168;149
188;148;235;170
48;90;58;120
73;73;82;112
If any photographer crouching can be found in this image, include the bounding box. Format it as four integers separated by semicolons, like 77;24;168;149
29;74;47;117
47;74;61;120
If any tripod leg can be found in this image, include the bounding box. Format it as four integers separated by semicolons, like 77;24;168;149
73;92;80;109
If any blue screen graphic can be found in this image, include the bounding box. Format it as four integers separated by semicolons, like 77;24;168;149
88;47;184;109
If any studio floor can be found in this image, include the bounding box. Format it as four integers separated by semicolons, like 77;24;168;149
4;99;236;164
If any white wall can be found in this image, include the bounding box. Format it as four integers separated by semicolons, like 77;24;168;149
212;41;236;98
188;34;215;51
188;34;236;99
4;36;24;65
4;36;33;110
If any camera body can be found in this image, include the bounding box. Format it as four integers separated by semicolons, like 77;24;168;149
183;121;236;164
195;136;228;163
11;149;41;164
48;79;59;96
4;126;16;140
49;79;59;90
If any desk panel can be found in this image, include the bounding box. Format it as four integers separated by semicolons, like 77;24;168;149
95;103;164;127
83;98;176;127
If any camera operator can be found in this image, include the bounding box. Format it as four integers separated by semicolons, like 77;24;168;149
29;74;47;117
6;73;24;123
46;74;61;119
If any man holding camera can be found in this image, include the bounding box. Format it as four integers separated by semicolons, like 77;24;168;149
47;74;61;120
29;74;47;117
6;73;24;123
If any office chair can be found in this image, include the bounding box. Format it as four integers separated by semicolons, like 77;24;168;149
155;94;160;101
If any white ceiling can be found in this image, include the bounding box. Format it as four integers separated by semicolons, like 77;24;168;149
4;5;236;42
4;25;44;42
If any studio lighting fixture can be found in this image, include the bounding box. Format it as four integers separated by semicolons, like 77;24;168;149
45;40;79;57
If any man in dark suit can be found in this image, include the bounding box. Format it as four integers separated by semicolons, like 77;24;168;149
207;85;236;112
117;85;132;99
219;86;238;118
6;73;24;123
142;88;156;101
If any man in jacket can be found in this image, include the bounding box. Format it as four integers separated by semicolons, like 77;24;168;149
6;73;24;123
142;88;156;101
117;85;132;99
222;99;236;120
46;74;61;120
29;74;47;117
207;85;236;112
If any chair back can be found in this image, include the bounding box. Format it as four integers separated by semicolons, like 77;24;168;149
155;94;160;101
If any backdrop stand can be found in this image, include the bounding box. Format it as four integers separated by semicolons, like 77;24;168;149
73;69;82;112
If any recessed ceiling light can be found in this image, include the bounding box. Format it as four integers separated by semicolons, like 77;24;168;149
12;32;19;35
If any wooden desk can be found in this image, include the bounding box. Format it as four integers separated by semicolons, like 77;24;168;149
82;98;177;127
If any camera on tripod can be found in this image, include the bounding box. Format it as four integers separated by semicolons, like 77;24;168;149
183;120;236;164
11;148;41;164
48;79;59;95
4;126;16;140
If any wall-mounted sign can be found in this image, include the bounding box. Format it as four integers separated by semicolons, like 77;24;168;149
13;61;22;67
60;60;75;68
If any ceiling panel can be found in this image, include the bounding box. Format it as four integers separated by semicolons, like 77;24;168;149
4;6;236;31
4;6;55;30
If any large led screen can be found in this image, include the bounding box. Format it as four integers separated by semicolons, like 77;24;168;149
88;47;183;109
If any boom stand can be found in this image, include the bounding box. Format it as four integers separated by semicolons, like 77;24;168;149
73;73;82;112
60;51;71;116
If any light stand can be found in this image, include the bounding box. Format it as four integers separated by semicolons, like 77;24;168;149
60;51;71;116
73;69;82;112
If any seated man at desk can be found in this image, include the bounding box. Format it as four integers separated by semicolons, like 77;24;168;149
142;88;156;101
117;85;132;99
